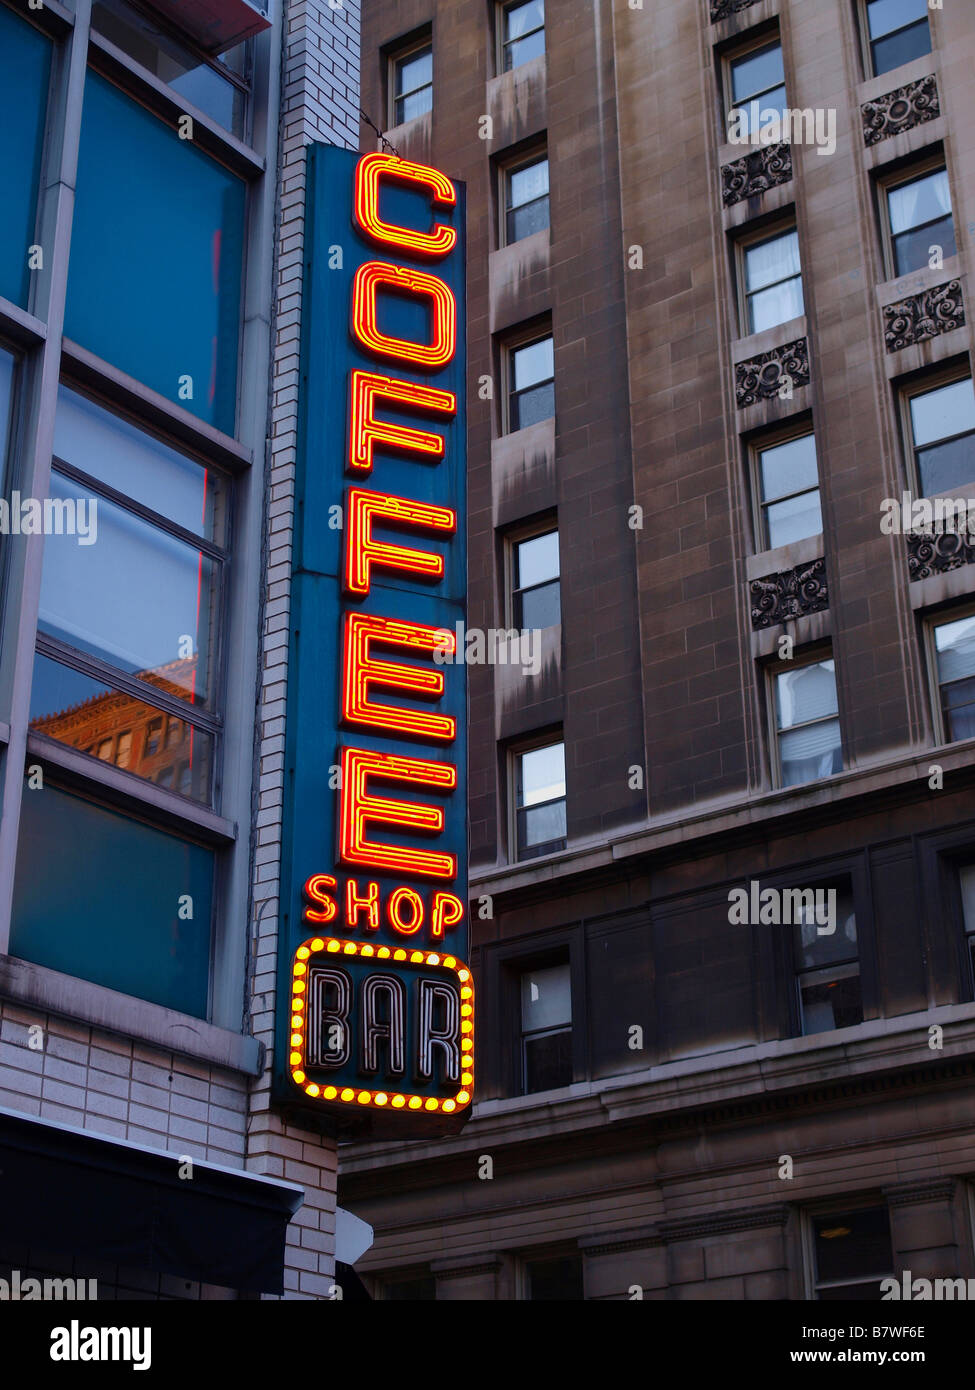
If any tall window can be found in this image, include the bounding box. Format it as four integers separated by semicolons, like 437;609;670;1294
511;526;560;628
504;152;549;245
811;1207;894;1300
514;739;566;859
794;885;862;1034
755;431;823;550
500;0;544;72
741;227;804;335
520;962;572;1092
525;1255;583;1300
391;40;432;125
726;39;787;140
0;5;51;309
774;658;842;787
932;613;975;744
884;164;955;278
960;864;975;992
0;346;16;487
508;334;554;432
905;375;975;497
863;0;931;78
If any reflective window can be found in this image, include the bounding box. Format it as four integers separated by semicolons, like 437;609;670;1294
758;432;823;549
10;781;213;1017
934;614;975;744
0;6;51;308
866;0;931;77
505;154;549;245
775;659;842;787
886;166;955;277
502;0;545;72
744;228;804;335
515;740;566;859
520;962;571;1093
812;1207;893;1300
393;43;432;125
0;348;15;488
512;528;560;629
907;376;975;497
793;885;862;1034
728;40;787;139
66;72;245;435
509;335;554;432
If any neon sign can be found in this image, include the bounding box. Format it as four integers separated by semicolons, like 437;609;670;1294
276;147;470;1134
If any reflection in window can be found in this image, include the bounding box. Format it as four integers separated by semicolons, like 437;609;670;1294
728;41;787;139
512;528;560;629
907;377;975;498
865;0;931;78
757;432;822;550
774;659;842;787
812;1207;893;1299
392;44;432;125
933;614;975;744
66;72;245;435
744;229;804;335
505;154;549;245
502;0;545;72
520;962;571;1093
793;886;862;1034
515;740;566;859
0;6;51;309
508;336;554;432
887;167;955;277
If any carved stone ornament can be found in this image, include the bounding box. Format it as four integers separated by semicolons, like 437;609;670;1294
722;144;793;208
907;528;975;582
750;557;828;630
883;280;965;353
710;0;761;21
861;75;940;147
735;338;809;409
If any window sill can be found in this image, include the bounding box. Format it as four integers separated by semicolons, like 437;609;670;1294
876;255;962;310
746;532;824;581
0;953;262;1076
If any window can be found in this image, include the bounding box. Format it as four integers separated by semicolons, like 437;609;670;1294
503;152;549;245
508;334;554;432
501;0;544;72
381;1274;436;1300
391;41;432;125
773;658;842;787
794;885;862;1034
932;613;975;744
65;71;246;436
960;865;975;992
863;0;931;78
521;963;572;1093
0;346;16;485
513;739;566;860
525;1255;583;1300
511;526;560;628
741;226;804;335
726;39;787;140
10;782;214;1017
0;5;51;308
811;1207;893;1299
91;0;250;138
905;375;975;497
883;164;955;278
755;431;823;550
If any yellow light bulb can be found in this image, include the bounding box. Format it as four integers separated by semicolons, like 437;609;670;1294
310;938;324;952
296;946;310;961
375;1093;388;1106
340;1088;355;1102
408;1096;422;1109
293;1070;306;1084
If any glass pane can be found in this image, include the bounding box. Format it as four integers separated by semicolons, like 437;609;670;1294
66;72;246;436
730;42;784;104
395;47;432;96
888;169;951;236
526;1256;583;1300
512;337;554;392
960;865;975;932
893;217;956;277
942;676;975;743
91;0;245;137
396;87;433;124
779;718;842;786
936;616;975;683
519;742;565;806
516;529;560;587
508;197;550;243
814;1207;892;1285
518;799;567;854
766;491;823;549
867;0;928;41
38;472;219;706
505;0;544;41
759;433;819;504
746;231;801;293
10;782;213;1017
910;378;975;449
871;20;931;76
511;380;555;431
0;6;51;308
799;962;863;1033
509;158;549;210
732;86;788;139
504;29;546;69
518;579;561;630
776;660;838;730
748;277;804;334
917;436;975;497
29;652;213;804
54;387;225;542
521;962;571;1030
794;888;857;969
0;349;14;479
523;1031;572;1095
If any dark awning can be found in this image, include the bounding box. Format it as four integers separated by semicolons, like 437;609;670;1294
143;0;271;54
0;1106;303;1294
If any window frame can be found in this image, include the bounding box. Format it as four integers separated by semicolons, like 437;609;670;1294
722;31;787;143
499;144;550;249
857;0;933;80
497;0;545;76
735;219;804;339
802;1200;895;1300
749;418;822;554
766;648;844;791
507;730;567;863
518;958;573;1095
925;602;975;750
789;878;863;1037
388;34;433;128
504;515;561;630
503;325;555;435
877;154;955;283
898;364;975;501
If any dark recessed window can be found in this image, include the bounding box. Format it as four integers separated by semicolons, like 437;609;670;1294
756;431;823;550
525;1255;583;1300
521;962;572;1093
960;864;975;991
512;527;560;629
794;885;862;1035
504;153;549;245
864;0;931;78
501;0;545;72
392;42;432;125
905;376;975;497
514;740;566;859
508;335;554;432
742;227;804;335
933;613;975;744
727;39;787;139
885;165;955;277
382;1274;436;1300
774;659;843;788
0;5;51;309
812;1206;893;1299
